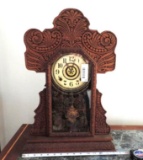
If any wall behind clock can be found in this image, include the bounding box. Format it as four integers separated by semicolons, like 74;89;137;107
0;0;143;149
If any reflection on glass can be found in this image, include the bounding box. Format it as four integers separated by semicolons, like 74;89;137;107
52;89;91;132
51;53;91;133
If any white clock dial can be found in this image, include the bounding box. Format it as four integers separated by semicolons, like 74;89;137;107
52;53;90;92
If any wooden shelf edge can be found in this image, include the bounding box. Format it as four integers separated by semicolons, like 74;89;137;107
111;125;143;130
0;124;29;160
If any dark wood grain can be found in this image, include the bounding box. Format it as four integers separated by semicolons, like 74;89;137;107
23;8;117;152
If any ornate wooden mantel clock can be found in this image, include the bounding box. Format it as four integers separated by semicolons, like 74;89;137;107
23;8;117;153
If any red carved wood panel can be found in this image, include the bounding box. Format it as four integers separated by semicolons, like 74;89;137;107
24;9;116;73
24;8;117;137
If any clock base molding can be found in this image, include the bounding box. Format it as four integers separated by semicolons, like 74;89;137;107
22;125;115;153
21;125;115;153
23;141;115;154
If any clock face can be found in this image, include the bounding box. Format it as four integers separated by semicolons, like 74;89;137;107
52;53;90;92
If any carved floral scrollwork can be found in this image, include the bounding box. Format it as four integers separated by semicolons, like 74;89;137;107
25;29;62;53
53;9;89;47
98;31;117;51
96;51;116;73
24;9;116;73
82;31;116;54
95;90;110;134
31;89;47;136
82;31;116;72
24;29;62;71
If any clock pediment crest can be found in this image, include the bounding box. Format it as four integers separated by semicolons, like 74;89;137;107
24;9;116;73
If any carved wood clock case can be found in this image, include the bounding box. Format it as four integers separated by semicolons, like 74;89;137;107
24;8;117;153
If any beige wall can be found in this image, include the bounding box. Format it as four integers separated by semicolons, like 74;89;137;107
0;101;5;150
1;0;143;149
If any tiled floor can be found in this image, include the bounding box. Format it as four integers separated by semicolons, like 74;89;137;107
19;130;143;160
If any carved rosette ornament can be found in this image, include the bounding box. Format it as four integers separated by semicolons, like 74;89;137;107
24;8;117;152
